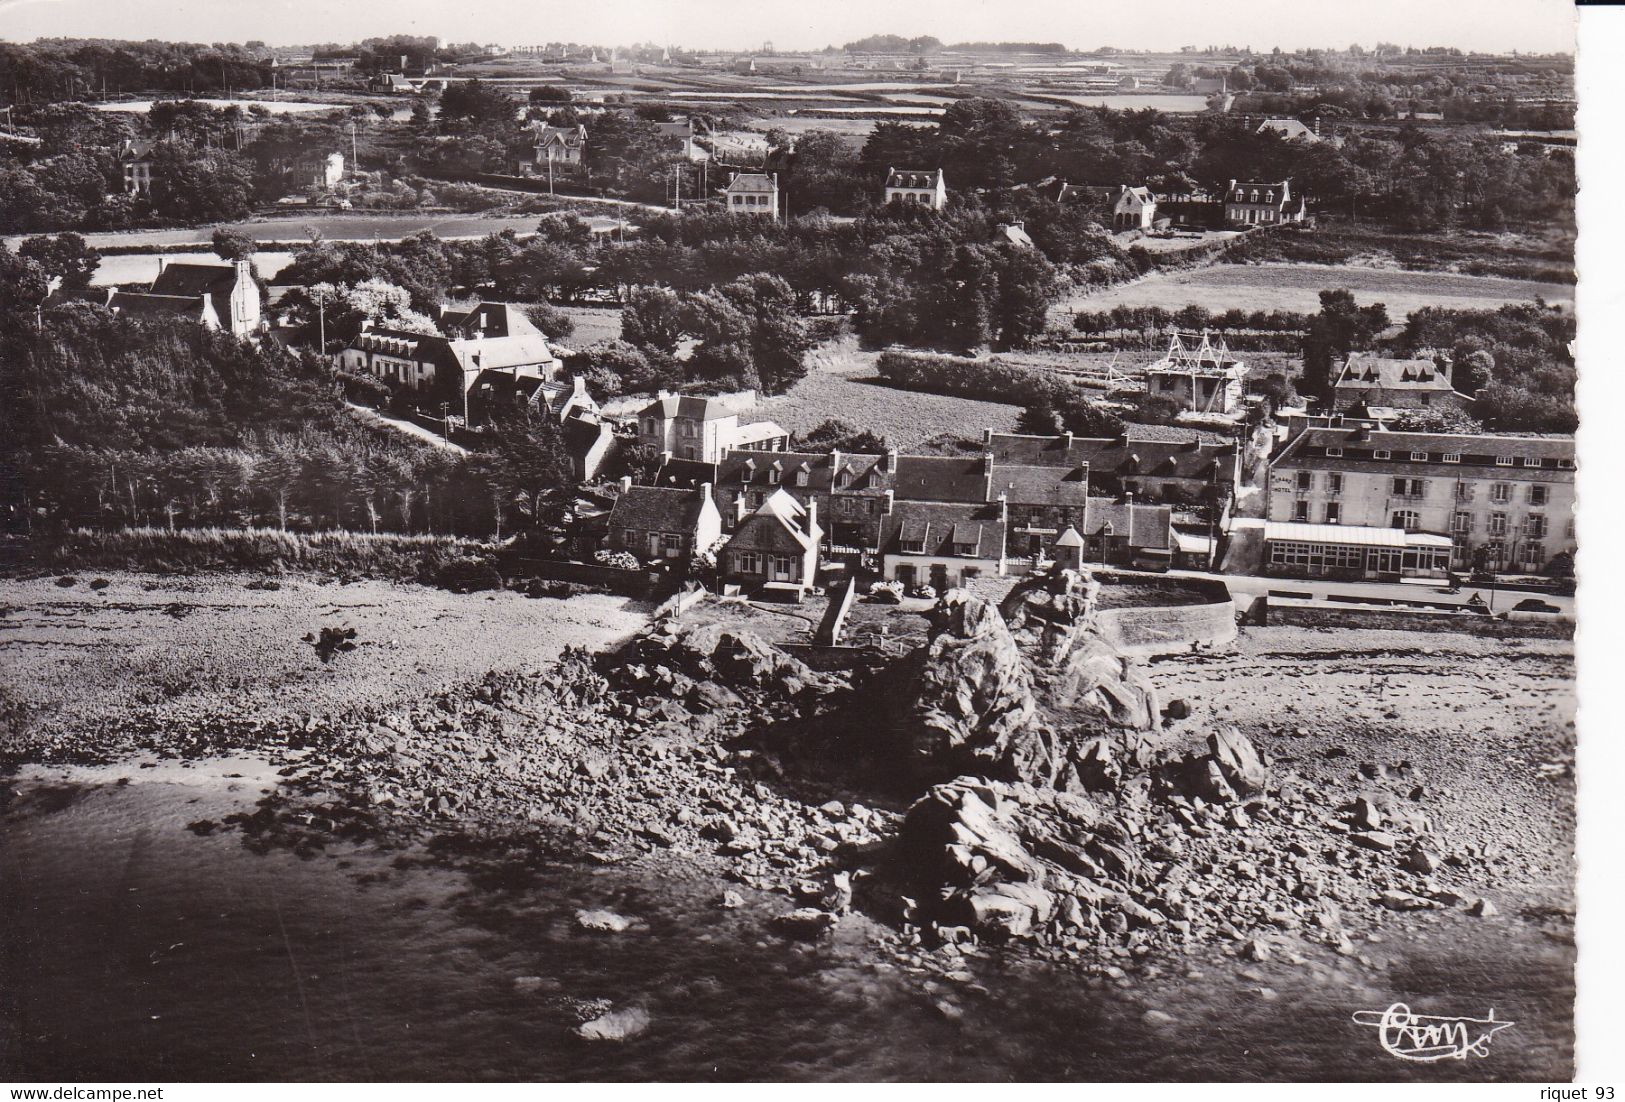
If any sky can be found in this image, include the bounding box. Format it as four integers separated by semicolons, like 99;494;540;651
0;0;1577;55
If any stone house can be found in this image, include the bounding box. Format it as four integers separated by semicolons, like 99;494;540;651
606;481;723;563
1223;178;1307;227
724;172;779;218
720;488;823;598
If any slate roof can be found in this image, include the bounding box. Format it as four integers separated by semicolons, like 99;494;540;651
1272;427;1576;476
890;455;990;503
1334;353;1459;393
886;167;944;190
729;489;820;554
608;485;708;533
988;463;1090;508
640;393;737;422
988;431;1235;484
880;500;1004;559
725;172;777;194
107;291;215;323
150;262;245;326
1081;497;1173;549
1257;118;1318;141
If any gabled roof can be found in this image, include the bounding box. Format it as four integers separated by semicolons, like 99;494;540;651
886;167;944;189
120;138;157;161
730;487;821;553
1334;353;1458;393
608;485;709;533
1081;497;1172;549
107;291;216;325
879;499;1004;559
725;172;777;194
1257;118;1318;141
640;393;738;421
987;430;1236;483
988;463;1089;508
150;262;238;298
1115;185;1155;207
890;455;990;503
532;124;587;147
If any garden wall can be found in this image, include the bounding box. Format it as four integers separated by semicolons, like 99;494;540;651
1090;577;1237;656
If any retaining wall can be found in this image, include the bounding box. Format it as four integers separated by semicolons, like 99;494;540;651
1268;600;1573;639
1090;576;1237;656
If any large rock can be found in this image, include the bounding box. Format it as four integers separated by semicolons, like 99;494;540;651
886;593;1160;788
1159;729;1270;804
891;596;1038;783
644;623;830;699
896;776;1153;944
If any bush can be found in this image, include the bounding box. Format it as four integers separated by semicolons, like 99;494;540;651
875;350;1077;407
595;548;640;571
430;556;504;593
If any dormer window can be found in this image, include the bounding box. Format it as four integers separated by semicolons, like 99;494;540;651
1442;453;1461;463
1325;446;1343;457
1265;191;1275;203
954;543;977;557
1373;449;1391;459
1557;458;1576;470
1495;456;1513;466
795;469;809;487
1410;451;1429;462
1522;457;1543;468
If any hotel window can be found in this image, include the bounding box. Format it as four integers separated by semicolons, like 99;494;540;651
1489;513;1508;536
1529;485;1549;506
1325;446;1343;457
1293;500;1309;521
1442;453;1461;464
1521;543;1545;570
1490;482;1511;503
1522;457;1543;468
1455;483;1474;502
1324;502;1341;524
1525;515;1548;539
1391;510;1421;531
1453;511;1472;533
1393;477;1424;498
1410;451;1430;462
1327;473;1343;496
1296;471;1312;491
1495;456;1513;466
1557;458;1576;470
1373;449;1391;459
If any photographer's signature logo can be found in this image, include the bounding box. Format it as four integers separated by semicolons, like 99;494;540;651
1352;1003;1515;1061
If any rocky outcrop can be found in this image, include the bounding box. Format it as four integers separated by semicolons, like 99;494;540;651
885;580;1161;790
896;777;1162;942
1158;729;1271;804
889;595;1038;783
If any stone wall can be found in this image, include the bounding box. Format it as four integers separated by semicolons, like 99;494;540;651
1090;578;1237;656
1268;600;1574;639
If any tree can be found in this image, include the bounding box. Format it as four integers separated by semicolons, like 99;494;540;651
621;286;686;354
794;418;887;453
18;233;100;290
485;409;575;533
210;228;257;262
1300;289;1389;401
1016;399;1062;436
437;79;517;129
0;244;50;319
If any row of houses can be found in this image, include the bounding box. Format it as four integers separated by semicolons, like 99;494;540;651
119;139;346;197
605;395;1243;598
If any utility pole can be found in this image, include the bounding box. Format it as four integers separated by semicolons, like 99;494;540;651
350;119;358;172
547;146;555;195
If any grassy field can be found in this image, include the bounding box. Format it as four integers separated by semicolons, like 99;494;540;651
557;305;623;348
1057;262;1575;322
748;336;1021;447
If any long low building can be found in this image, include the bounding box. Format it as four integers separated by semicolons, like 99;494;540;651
1263;520;1454;580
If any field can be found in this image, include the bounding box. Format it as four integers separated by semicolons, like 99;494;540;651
748;335;1021;447
1057;262;1575;322
557;305;623;347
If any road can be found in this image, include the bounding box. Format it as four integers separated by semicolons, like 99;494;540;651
346;402;469;455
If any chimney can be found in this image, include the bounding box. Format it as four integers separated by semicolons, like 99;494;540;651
157;257;166;275
829;448;842;474
234;259;252;283
983;427;993;444
735;495;747;523
618;475;632;494
1062;430;1073;448
699;481;713;507
884;448;898;474
883;489;894;515
573;374;587;396
806;498;818;537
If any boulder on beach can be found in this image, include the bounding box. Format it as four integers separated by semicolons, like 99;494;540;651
575;1004;651;1042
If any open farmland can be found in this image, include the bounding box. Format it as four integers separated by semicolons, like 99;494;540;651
748;336;1020;447
1058;262;1575;322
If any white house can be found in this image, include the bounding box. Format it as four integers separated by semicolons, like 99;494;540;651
884;167;947;209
